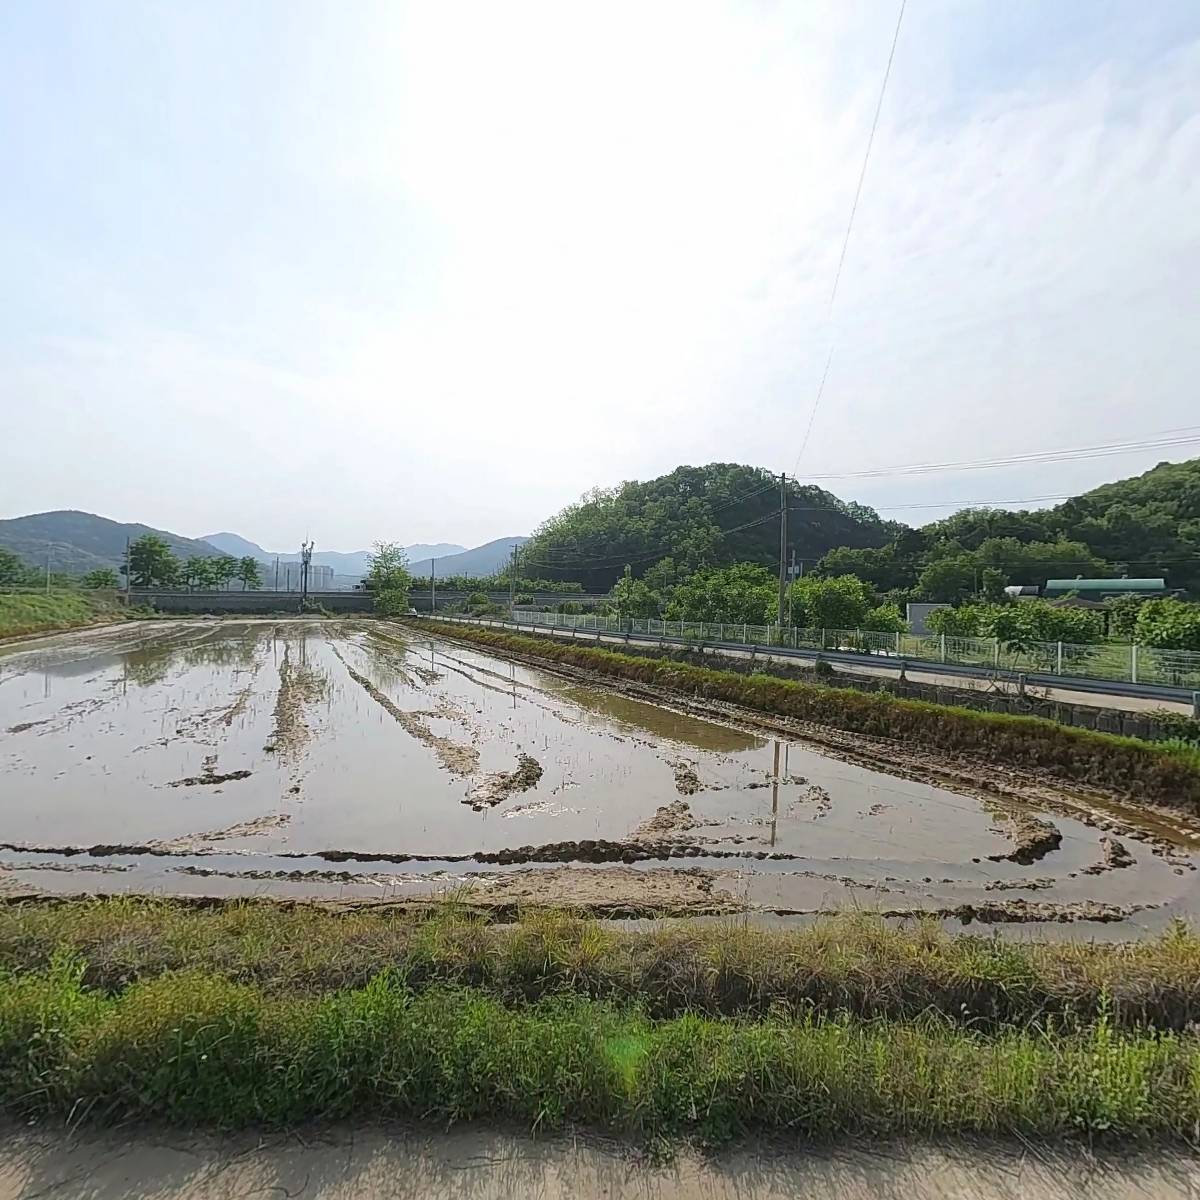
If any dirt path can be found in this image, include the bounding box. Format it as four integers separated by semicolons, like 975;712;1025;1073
1;1124;1196;1199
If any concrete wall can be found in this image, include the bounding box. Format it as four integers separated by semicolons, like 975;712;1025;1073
131;590;373;614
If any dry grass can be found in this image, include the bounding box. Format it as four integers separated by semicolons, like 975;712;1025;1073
5;899;1200;1031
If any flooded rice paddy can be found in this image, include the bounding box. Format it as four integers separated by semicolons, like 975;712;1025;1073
2;619;1198;934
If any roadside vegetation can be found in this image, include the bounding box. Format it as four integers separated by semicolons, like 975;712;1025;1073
0;590;125;640
420;621;1200;805
1;901;1199;1140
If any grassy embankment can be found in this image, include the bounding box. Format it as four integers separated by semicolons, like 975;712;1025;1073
417;620;1200;810
1;899;1200;1140
0;590;126;640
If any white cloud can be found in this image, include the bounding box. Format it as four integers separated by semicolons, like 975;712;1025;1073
1;1;1197;544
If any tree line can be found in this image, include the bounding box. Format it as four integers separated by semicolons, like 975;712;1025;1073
125;535;263;590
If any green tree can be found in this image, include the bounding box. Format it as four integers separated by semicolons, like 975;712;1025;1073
815;545;916;592
236;557;263;590
1104;595;1146;640
80;568;120;589
979;567;1008;601
212;555;239;590
367;541;411;617
613;566;661;619
1134;599;1200;651
862;603;906;633
128;535;181;589
916;555;977;603
789;574;874;629
0;548;35;587
182;556;213;590
664;562;776;624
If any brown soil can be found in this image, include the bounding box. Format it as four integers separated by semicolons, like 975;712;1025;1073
1081;835;1136;875
450;865;735;917
632;799;697;841
465;753;543;809
670;761;702;795
984;876;1057;891
149;812;291;852
986;812;1063;865
167;769;252;787
266;645;325;758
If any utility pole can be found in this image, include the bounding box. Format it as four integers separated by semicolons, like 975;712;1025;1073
777;473;788;640
431;557;437;615
274;557;279;590
45;549;51;595
300;541;313;607
124;536;132;604
509;546;517;612
788;549;797;625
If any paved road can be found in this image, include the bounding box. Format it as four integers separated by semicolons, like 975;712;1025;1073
3;1126;1198;1199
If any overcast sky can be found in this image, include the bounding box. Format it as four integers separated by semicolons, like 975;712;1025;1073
2;1;1198;551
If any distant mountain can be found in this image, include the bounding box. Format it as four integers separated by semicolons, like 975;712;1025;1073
409;537;529;579
0;510;226;574
202;534;467;580
202;532;268;560
404;543;466;562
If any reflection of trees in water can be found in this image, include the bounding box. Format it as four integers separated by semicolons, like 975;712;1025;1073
122;631;269;688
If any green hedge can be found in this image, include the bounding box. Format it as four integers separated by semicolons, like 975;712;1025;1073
422;621;1200;810
1;955;1196;1139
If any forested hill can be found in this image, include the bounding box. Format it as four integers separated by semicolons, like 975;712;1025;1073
814;457;1200;599
916;458;1200;591
519;464;896;592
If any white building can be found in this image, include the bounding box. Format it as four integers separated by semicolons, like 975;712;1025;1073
270;561;334;591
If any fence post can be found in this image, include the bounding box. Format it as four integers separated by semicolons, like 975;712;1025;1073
939;634;946;663
1056;641;1063;675
993;639;999;669
821;628;827;650
895;631;900;655
1131;643;1139;685
1193;692;1199;720
742;622;747;644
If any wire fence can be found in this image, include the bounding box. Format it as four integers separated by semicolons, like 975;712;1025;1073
487;610;1200;691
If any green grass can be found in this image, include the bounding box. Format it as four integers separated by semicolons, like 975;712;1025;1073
6;900;1200;1031
419;621;1200;811
0;590;125;639
1;948;1195;1140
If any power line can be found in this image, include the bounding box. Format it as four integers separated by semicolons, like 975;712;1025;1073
800;427;1200;482
793;0;906;475
828;0;907;314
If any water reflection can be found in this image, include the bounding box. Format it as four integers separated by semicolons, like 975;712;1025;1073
557;685;763;753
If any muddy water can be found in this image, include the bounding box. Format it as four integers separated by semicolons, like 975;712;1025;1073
2;619;1198;932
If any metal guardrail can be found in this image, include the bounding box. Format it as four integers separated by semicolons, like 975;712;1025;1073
426;611;1200;704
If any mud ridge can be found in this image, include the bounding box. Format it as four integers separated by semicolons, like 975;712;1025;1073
149;812;291;852
986;812;1063;866
1081;835;1137;876
464;753;543;810
632;799;697;841
168;769;252;788
266;645;324;758
670;761;702;795
333;647;479;776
